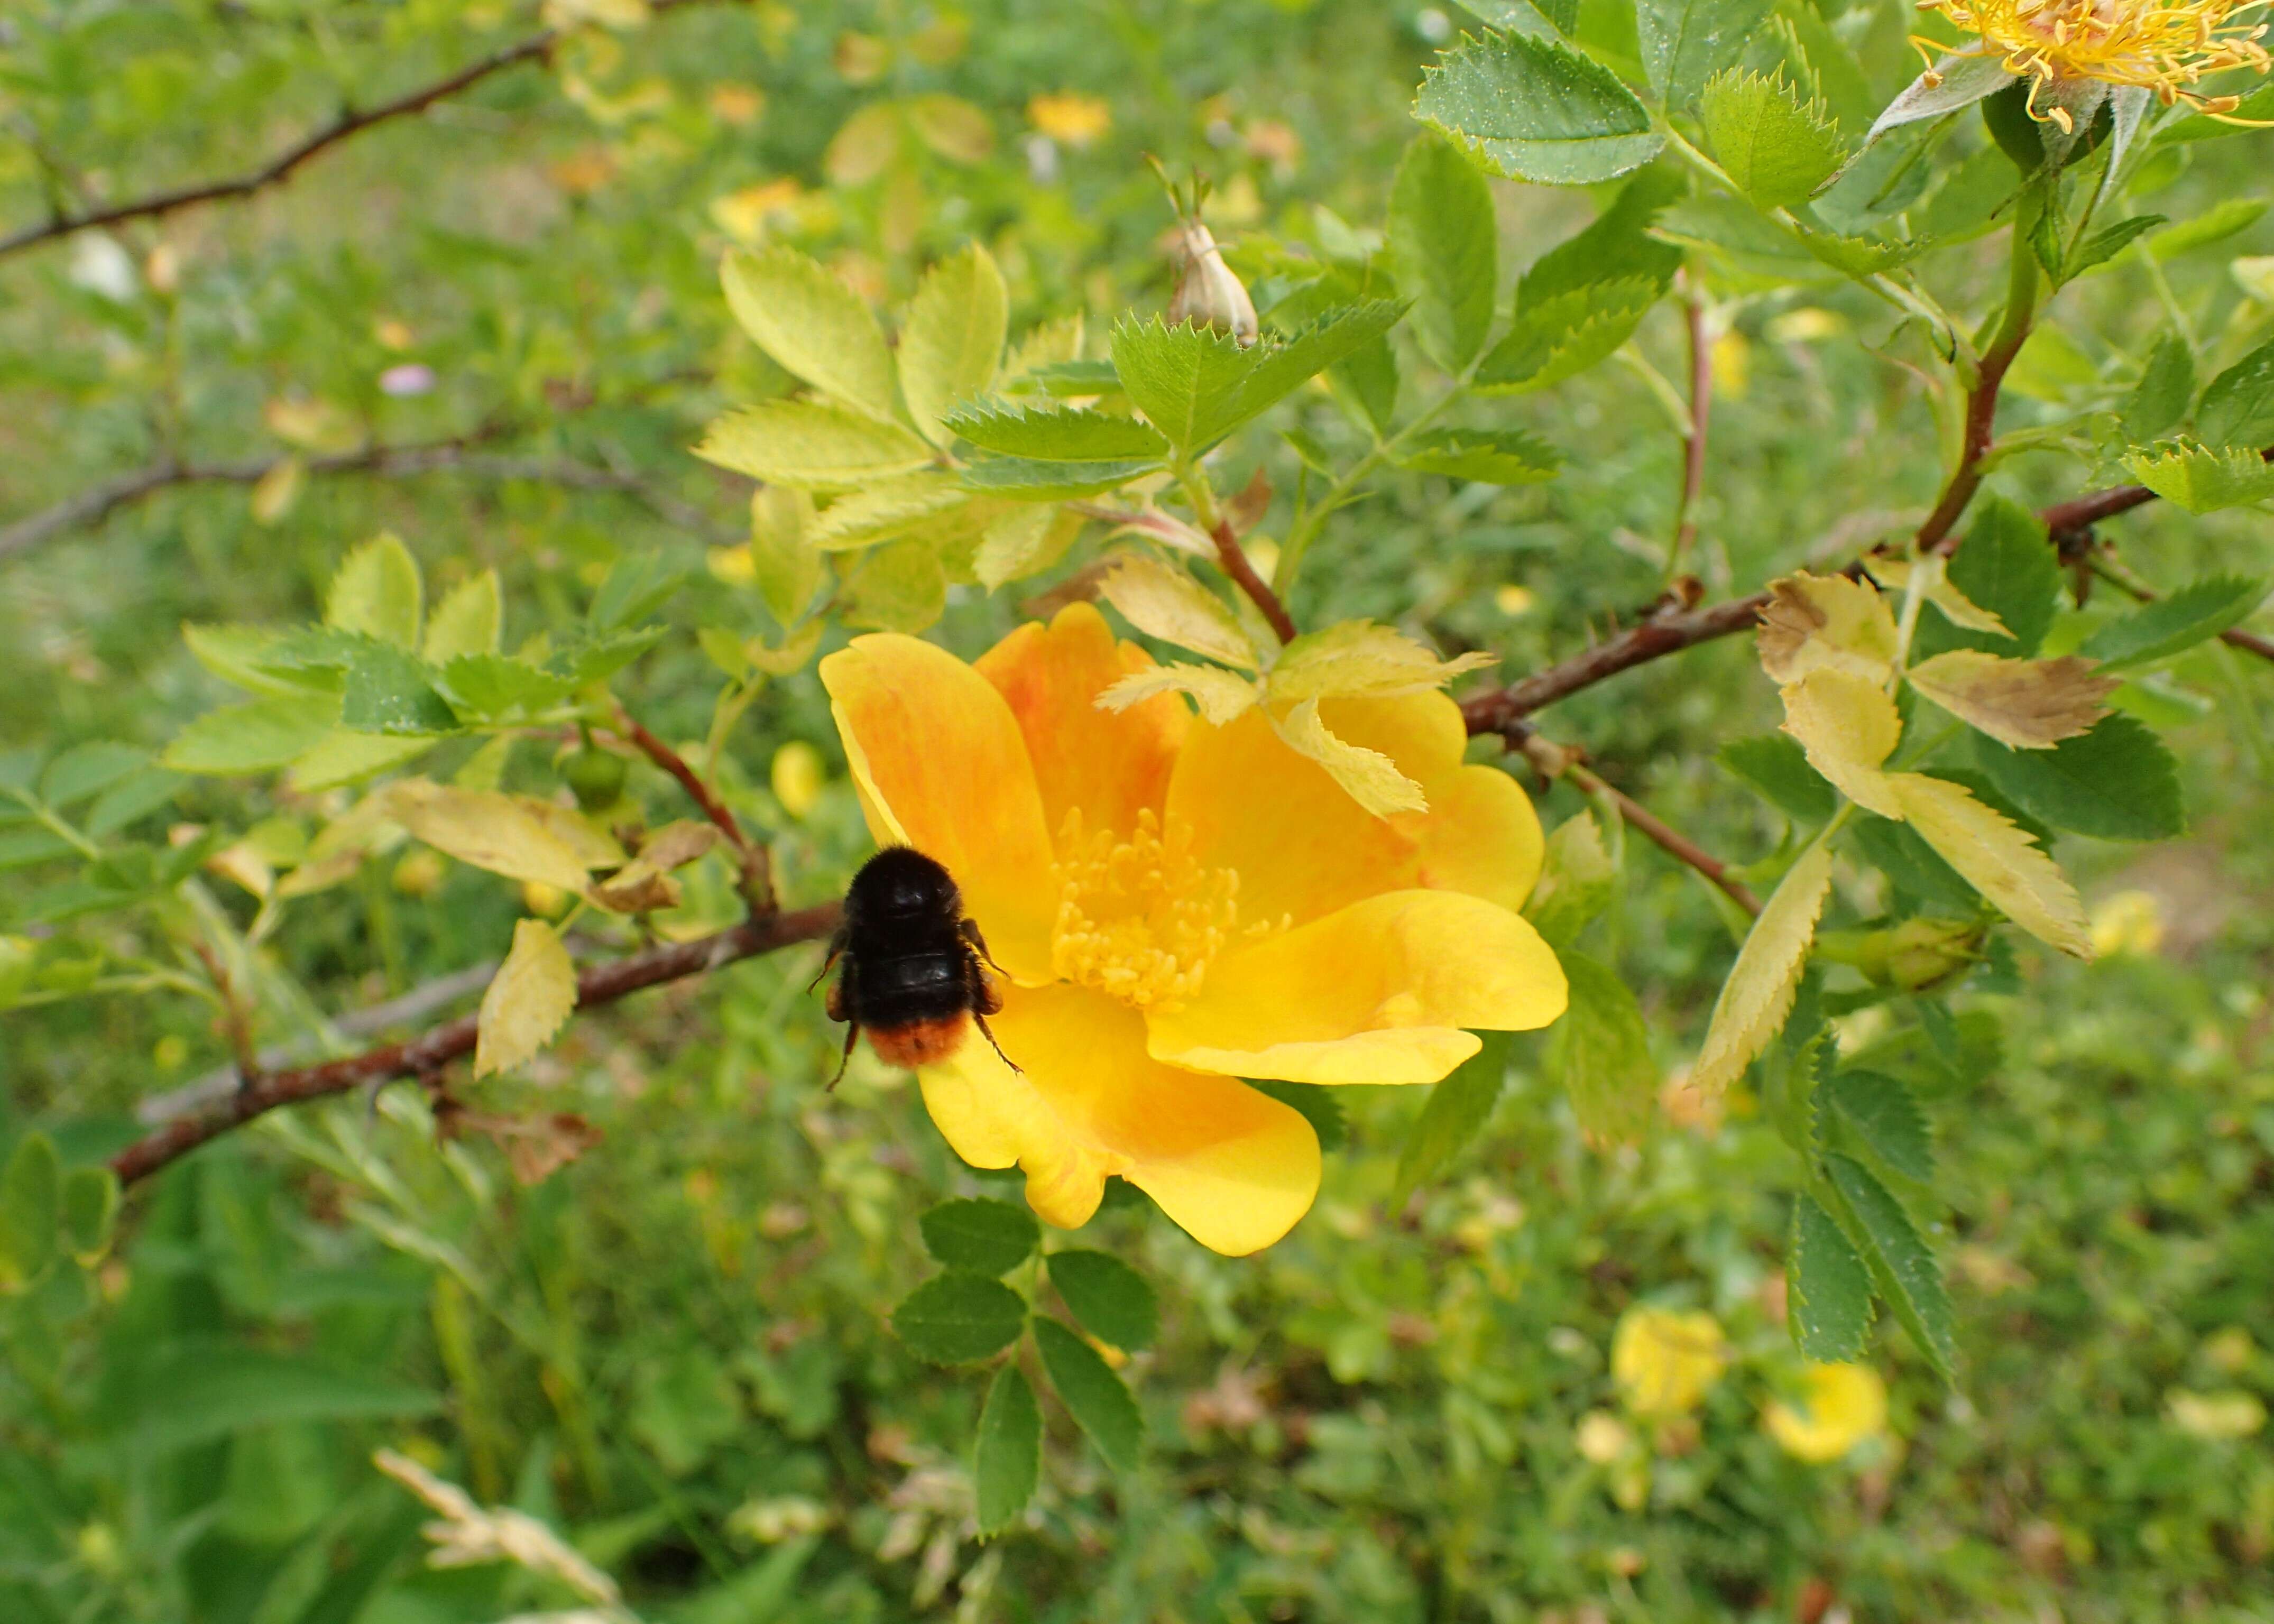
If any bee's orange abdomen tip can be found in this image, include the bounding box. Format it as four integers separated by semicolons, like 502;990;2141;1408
867;1015;970;1068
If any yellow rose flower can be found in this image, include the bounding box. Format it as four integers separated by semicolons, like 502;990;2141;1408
818;603;1566;1256
1921;0;2268;119
1611;1306;1728;1418
1764;1362;1890;1463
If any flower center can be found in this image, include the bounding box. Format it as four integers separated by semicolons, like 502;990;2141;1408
1048;808;1264;1011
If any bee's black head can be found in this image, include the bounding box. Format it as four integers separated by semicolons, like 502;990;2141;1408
846;845;959;921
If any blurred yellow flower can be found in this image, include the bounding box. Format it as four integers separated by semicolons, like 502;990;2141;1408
521;881;568;917
2089;888;2165;957
771;740;826;820
1710;330;1751;399
2167;1387;2267;1439
1575;1409;1634;1463
710;179;805;246
1612;1307;1728;1418
1493;584;1536;617
708;84;765;126
1764;1362;1889;1462
1920;0;2269;121
820;603;1565;1254
1027;91;1112;148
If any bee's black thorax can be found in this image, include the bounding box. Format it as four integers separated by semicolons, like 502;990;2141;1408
822;846;1014;1083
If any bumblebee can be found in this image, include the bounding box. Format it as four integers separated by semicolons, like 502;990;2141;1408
819;846;1016;1085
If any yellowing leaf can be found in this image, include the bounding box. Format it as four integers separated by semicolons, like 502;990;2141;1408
695;401;934;491
1904;650;2115;749
1693;841;1832;1095
720;245;899;422
380;780;611;891
326;532;423;648
1096;662;1260;724
475;919;578;1078
1272;697;1428;817
1888;773;2091;956
1779;668;1904;818
588;820;720;914
1094;553;1258;668
1757;571;1898;685
1872;556;2009;636
807;475;971;551
250;455;305;525
1267;620;1496;705
422;570;503;663
898;241;1008;445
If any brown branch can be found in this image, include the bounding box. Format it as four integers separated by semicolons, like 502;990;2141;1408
1460;593;1770;735
109;901;840;1186
614;714;749;853
0;0;723;260
1208;518;1298;645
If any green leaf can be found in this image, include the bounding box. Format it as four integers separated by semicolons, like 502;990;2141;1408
945;403;1170;462
1969;714;2183;840
60;1165;119;1262
750;486;823;627
1551;951;1656;1144
1920;495;2059;657
694;400;935;490
325;532;422;649
1698;68;1846;208
1032;1316;1143;1472
721;244;900;423
1638;0;1774;110
0;827;76;871
1525;809;1616;948
421;569;502;663
1717;734;1836;824
2124;442;2274;512
1457;0;1577;34
103;1342;442;1453
1788;1192;1873;1361
919;1198;1040;1276
1108;304;1402;455
2196;336;2274;450
1230;302;1407;431
1045;1249;1158;1352
182;623;336;697
434;654;577;721
2059;213;2165;282
1391;1029;1512;1203
958;455;1164;500
973;1364;1041;1537
1246;1078;1348;1153
164;695;340;775
2079;575;2266;670
588;554;687;634
2120;332;2196;444
1824;1152;1955;1380
340;641;459;736
39;742;148;810
86;765;185;836
842;537;949;634
1520;168;1684;303
0;1132;61;1291
1476;276;1661;392
2146;197;2267;261
287;730;432;793
808;476;973;551
1394;427;1563;483
1823;1069;1933;1182
1387;132;1499;371
899;241;1009;445
889;1270;1028;1365
1417;28;1664;185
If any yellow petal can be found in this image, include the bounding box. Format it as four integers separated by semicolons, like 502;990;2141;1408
820;634;1056;979
973;601;1187;846
1167;690;1543;928
1764;1362;1888;1462
1147;889;1567;1085
919;985;1320;1255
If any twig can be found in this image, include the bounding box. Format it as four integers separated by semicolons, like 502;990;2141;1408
614;714;749;854
1919;219;2040;555
1209;518;1298;645
1503;722;1761;916
0;0;724;260
1460;593;1770;733
109;901;840;1186
2085;552;2274;666
190;942;264;1087
1668;287;1713;578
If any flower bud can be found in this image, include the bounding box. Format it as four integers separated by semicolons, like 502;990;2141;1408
1884;917;1986;992
1167;216;1258;347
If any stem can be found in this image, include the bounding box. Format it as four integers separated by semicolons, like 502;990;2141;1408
614;712;749;854
1177;466;1297;645
1274;377;1466;594
1668;285;1713;579
1915;208;2041;555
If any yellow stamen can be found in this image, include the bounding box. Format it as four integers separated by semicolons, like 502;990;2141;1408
1048;808;1276;1011
1917;0;2270;118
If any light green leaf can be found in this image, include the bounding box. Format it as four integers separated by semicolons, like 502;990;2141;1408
2078;576;2266;670
1969;714;2184;841
841;537;948;633
1109;303;1404;456
285;731;434;793
891;1270;1028;1364
808;475;971;551
1046;1249;1158;1352
2196;336;2274;450
340;641;459;735
898;242;1009;444
0;1132;61;1291
1698;67;1845;208
973;1365;1041;1537
1638;0;1774;110
974;504;1073;590
1416;28;1664;185
421;569;502;662
1524;810;1616;947
958;455;1165;500
944;402;1170;462
1824;1152;1955;1380
1033;1316;1143;1472
1392;1030;1512;1203
918;1198;1039;1276
433;654;577;721
750;485;823;626
1387;132;1499;371
1788;1193;1873;1361
60;1165;119;1262
1551;952;1656;1145
325;532;422;649
1693;842;1833;1094
2123;442;2274;513
1394;427;1562;483
182;623;335;698
694;400;935;490
721;245;900;422
2146;197;2267;261
1476;276;1661;393
164;695;340;775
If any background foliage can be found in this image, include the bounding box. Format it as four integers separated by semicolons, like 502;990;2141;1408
3;0;2271;1619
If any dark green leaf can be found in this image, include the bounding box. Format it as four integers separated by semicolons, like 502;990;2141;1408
919;1198;1040;1276
2078;575;2266;670
1394;427;1563;484
1247;1078;1348;1152
1415;28;1664;186
957;455;1164;500
1476;276;1661;392
60;1165;119;1261
1551;952;1655;1143
1637;0;1774;110
1046;1250;1158;1352
1824;1069;1934;1182
435;654;578;721
1825;1152;1955;1380
1788;1192;1873;1361
2059;213;2165;282
1032;1316;1142;1471
1392;1029;1512;1202
38;743;148;810
1388;132;1499;371
1717;734;1836;824
1108;304;1402;456
889;1270;1028;1365
1852;816;1982;912
2195;336;2274;451
103;1342;442;1452
1518;168;1685;303
944;402;1170;462
1919;495;2060;657
1970;714;2183;840
0;1132;61;1290
2120;332;2196;444
973;1364;1041;1536
85;766;184;837
340;641;459;736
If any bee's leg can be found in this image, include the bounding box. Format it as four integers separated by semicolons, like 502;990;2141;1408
826;1020;859;1091
958;916;1009;976
825;973;849;1024
972;1010;1021;1074
806;927;848;995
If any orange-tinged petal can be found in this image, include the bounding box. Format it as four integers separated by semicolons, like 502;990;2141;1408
1167;689;1542;928
973;601;1186;846
919;984;1321;1256
1147;889;1567;1085
821;634;1056;979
